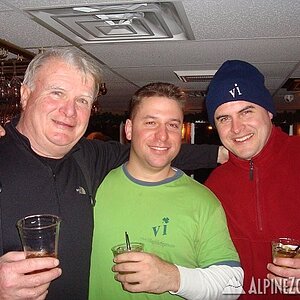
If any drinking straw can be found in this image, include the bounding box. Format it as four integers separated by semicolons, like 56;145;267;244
125;231;131;251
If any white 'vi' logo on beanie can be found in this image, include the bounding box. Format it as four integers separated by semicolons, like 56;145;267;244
229;83;242;98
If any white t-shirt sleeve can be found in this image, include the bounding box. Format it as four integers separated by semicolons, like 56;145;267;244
170;264;244;300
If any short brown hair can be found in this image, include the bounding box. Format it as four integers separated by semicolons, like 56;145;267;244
129;82;187;119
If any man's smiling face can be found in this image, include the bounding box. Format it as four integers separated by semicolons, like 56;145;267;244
214;100;273;160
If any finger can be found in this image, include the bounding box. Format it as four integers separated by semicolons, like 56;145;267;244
0;251;26;263
114;252;145;263
18;283;50;299
267;262;297;278
113;260;145;274
115;271;141;284
23;267;62;288
273;257;300;268
21;257;60;275
1;255;60;275
268;275;290;289
36;289;49;300
267;273;283;282
122;281;144;293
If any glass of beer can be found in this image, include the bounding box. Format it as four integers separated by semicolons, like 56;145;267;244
17;214;61;258
272;237;300;259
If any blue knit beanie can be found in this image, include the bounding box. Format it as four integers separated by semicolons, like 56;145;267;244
205;60;276;125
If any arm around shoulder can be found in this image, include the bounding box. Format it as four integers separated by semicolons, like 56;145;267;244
172;144;221;170
0;125;5;137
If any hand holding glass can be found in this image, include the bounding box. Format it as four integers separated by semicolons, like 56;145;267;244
112;242;144;277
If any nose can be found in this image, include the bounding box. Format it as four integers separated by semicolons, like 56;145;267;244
230;117;244;134
155;125;168;141
59;99;77;117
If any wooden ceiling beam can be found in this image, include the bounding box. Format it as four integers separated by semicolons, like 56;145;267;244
0;39;35;60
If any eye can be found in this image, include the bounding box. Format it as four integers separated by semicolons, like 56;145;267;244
169;123;180;129
76;98;92;108
51;90;64;98
145;121;156;126
217;116;230;124
242;109;252;116
77;98;88;105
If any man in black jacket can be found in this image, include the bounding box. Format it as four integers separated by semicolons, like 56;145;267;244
0;48;225;300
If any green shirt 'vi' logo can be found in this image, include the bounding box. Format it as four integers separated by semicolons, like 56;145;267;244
152;217;170;237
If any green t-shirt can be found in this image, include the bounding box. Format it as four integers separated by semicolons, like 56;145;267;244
89;165;239;300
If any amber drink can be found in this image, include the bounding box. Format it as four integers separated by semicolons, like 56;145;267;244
272;238;300;259
17;214;61;259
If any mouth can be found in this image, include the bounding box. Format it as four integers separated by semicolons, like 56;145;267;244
234;133;254;143
53;119;74;129
149;146;169;152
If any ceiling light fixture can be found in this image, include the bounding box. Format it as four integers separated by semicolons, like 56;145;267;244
73;7;100;13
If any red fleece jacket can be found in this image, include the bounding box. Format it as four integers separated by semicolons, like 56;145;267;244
205;126;300;299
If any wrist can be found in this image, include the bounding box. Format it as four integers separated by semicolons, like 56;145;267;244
168;264;180;293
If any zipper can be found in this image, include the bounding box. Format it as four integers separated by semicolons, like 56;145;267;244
256;172;263;231
51;170;62;216
250;159;263;231
249;159;254;180
90;196;96;207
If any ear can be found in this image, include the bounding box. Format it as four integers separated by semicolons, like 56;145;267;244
268;111;273;120
124;119;133;141
20;84;31;110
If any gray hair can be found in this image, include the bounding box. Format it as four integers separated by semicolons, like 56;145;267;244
23;47;103;99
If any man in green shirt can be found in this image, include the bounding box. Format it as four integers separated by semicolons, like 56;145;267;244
89;82;243;299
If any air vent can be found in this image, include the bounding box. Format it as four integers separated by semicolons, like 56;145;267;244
174;70;217;83
26;2;195;43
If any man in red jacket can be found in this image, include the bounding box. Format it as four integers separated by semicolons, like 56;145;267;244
204;60;300;299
